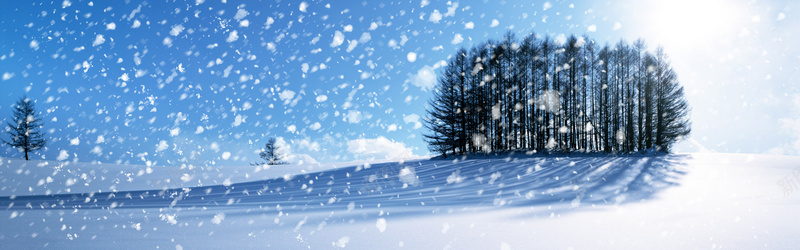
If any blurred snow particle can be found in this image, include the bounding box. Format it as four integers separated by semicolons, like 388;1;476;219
232;115;245;127
587;25;597;32
92;35;105;47
170;24;185;36
554;34;567;45
408;65;437;91
346;40;358;52
105;22;116;30
331;31;345;47
376;218;387;233
2;72;13;81
132;20;141;28
358;32;371;43
310;122;321;130
211;213;226;224
420;0;429;8
398;167;420;187
345;110;369;124
287;125;297;133
490;19;499;27
70;137;80;145
169;127;180;136
163;37;173;47
442;223;450;234
335;236;350;248
57;150;69;161
464;22;474;29
613;22;622;30
221;152;231;160
407;52;417;62
62;0;71;8
501;242;511;250
299;2;309;12
777;12;786;21
403;114;422;129
30;40;40;50
316;95;328;102
429;9;442;23
156;140;169;152
543;1;552;10
195;126;205;134
452;34;464;44
226;30;239;43
279;90;296;102
343;24;353;32
233;9;249;20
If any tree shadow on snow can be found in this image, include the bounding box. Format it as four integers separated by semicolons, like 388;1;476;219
0;154;690;221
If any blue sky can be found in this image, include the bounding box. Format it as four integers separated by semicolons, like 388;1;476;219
1;0;799;166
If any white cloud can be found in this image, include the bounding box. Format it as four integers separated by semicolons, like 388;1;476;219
408;65;437;91
347;137;415;160
273;137;319;165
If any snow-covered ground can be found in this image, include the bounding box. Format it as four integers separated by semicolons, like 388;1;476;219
1;153;799;249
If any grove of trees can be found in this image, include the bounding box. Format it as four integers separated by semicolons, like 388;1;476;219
424;32;690;157
3;96;47;160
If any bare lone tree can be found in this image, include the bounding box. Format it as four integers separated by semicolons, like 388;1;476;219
3;96;47;160
252;137;288;166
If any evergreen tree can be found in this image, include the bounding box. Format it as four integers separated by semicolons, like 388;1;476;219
3;96;47;161
252;137;287;165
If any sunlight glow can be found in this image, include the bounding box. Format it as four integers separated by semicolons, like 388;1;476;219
648;0;744;49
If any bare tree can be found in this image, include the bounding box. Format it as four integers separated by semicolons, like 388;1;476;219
423;32;691;156
3;96;47;160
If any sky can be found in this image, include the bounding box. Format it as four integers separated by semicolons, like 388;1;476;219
1;0;798;166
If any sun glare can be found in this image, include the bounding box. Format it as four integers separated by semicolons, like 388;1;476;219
648;0;745;50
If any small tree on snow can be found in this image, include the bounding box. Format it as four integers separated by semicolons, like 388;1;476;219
3;96;47;160
252;137;287;166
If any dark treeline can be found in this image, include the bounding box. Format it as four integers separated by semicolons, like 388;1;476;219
423;32;690;157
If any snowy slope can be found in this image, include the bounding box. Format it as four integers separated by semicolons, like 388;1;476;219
1;153;798;249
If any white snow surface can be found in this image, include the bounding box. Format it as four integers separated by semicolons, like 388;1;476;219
1;153;799;249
